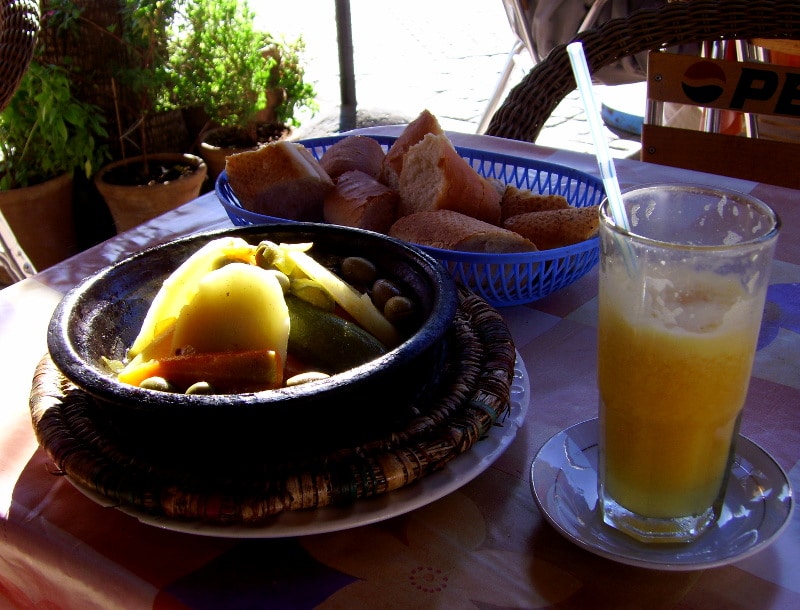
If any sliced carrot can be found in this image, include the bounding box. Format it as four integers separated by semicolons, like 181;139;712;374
118;349;283;394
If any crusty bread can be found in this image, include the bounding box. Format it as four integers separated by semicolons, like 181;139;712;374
389;209;537;253
323;170;399;234
320;135;386;181
380;109;443;189
487;177;507;197
500;186;570;222
503;206;600;250
226;141;333;221
398;133;502;225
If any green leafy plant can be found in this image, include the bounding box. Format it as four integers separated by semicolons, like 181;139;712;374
267;35;318;128
0;61;109;190
41;0;179;161
106;0;179;159
168;0;317;142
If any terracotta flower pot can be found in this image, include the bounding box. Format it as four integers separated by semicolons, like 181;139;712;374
0;172;77;272
94;153;207;234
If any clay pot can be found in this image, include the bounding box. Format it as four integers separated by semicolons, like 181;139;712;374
94;153;207;233
199;133;256;185
0;172;77;272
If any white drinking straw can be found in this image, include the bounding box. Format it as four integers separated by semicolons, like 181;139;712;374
566;42;630;232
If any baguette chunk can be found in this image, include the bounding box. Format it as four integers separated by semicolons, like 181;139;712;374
320;135;386;181
390;209;537;253
503;206;600;250
226;141;333;221
323;170;398;233
380;109;443;189
398;133;501;225
500;187;570;222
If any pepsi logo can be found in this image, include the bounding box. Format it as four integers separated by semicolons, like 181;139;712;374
681;61;726;104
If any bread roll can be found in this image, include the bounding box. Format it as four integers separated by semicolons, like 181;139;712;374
320;135;385;181
226;141;333;221
503;206;600;250
323;170;399;233
390;209;537;253
500;186;570;222
380;109;443;189
398;133;502;225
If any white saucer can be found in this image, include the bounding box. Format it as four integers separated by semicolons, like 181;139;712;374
71;353;530;538
530;418;794;571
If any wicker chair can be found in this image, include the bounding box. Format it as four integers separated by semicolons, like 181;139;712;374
485;0;800;143
477;0;618;133
0;0;40;284
0;0;39;112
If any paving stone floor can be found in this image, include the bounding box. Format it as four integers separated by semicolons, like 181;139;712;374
260;0;643;158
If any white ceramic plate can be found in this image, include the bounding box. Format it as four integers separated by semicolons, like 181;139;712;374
530;418;794;571
72;353;530;538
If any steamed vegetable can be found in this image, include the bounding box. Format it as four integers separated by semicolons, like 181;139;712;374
171;263;289;365
284;247;401;347
128;237;253;359
115;237;408;394
118;349;283;393
285;294;387;374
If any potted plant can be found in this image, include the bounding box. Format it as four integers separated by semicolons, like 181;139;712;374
168;0;317;181
82;0;208;233
0;60;109;271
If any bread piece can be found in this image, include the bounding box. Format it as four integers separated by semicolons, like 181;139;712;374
500;186;570;222
320;135;385;181
398;133;502;225
323;170;399;233
380;109;443;189
226;141;333;221
389;209;537;253
487;177;507;197
503;206;600;250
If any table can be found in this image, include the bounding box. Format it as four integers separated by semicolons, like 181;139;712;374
1;128;798;608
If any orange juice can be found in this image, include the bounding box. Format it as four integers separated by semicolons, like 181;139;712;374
598;269;760;518
597;183;778;542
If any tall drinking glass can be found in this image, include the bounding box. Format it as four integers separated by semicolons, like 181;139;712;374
597;184;780;543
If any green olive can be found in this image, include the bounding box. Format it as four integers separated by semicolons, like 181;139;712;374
340;256;377;286
185;381;216;395
139;376;178;393
371;278;402;311
383;295;416;324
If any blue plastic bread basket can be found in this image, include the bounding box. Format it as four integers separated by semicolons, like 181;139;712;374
216;135;605;307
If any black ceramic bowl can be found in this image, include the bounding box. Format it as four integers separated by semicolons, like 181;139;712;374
47;224;458;461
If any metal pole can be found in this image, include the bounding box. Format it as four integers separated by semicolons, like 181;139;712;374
335;0;357;131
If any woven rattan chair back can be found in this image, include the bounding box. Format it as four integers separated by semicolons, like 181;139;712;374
486;0;800;144
642;50;800;188
0;0;39;113
0;0;40;284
